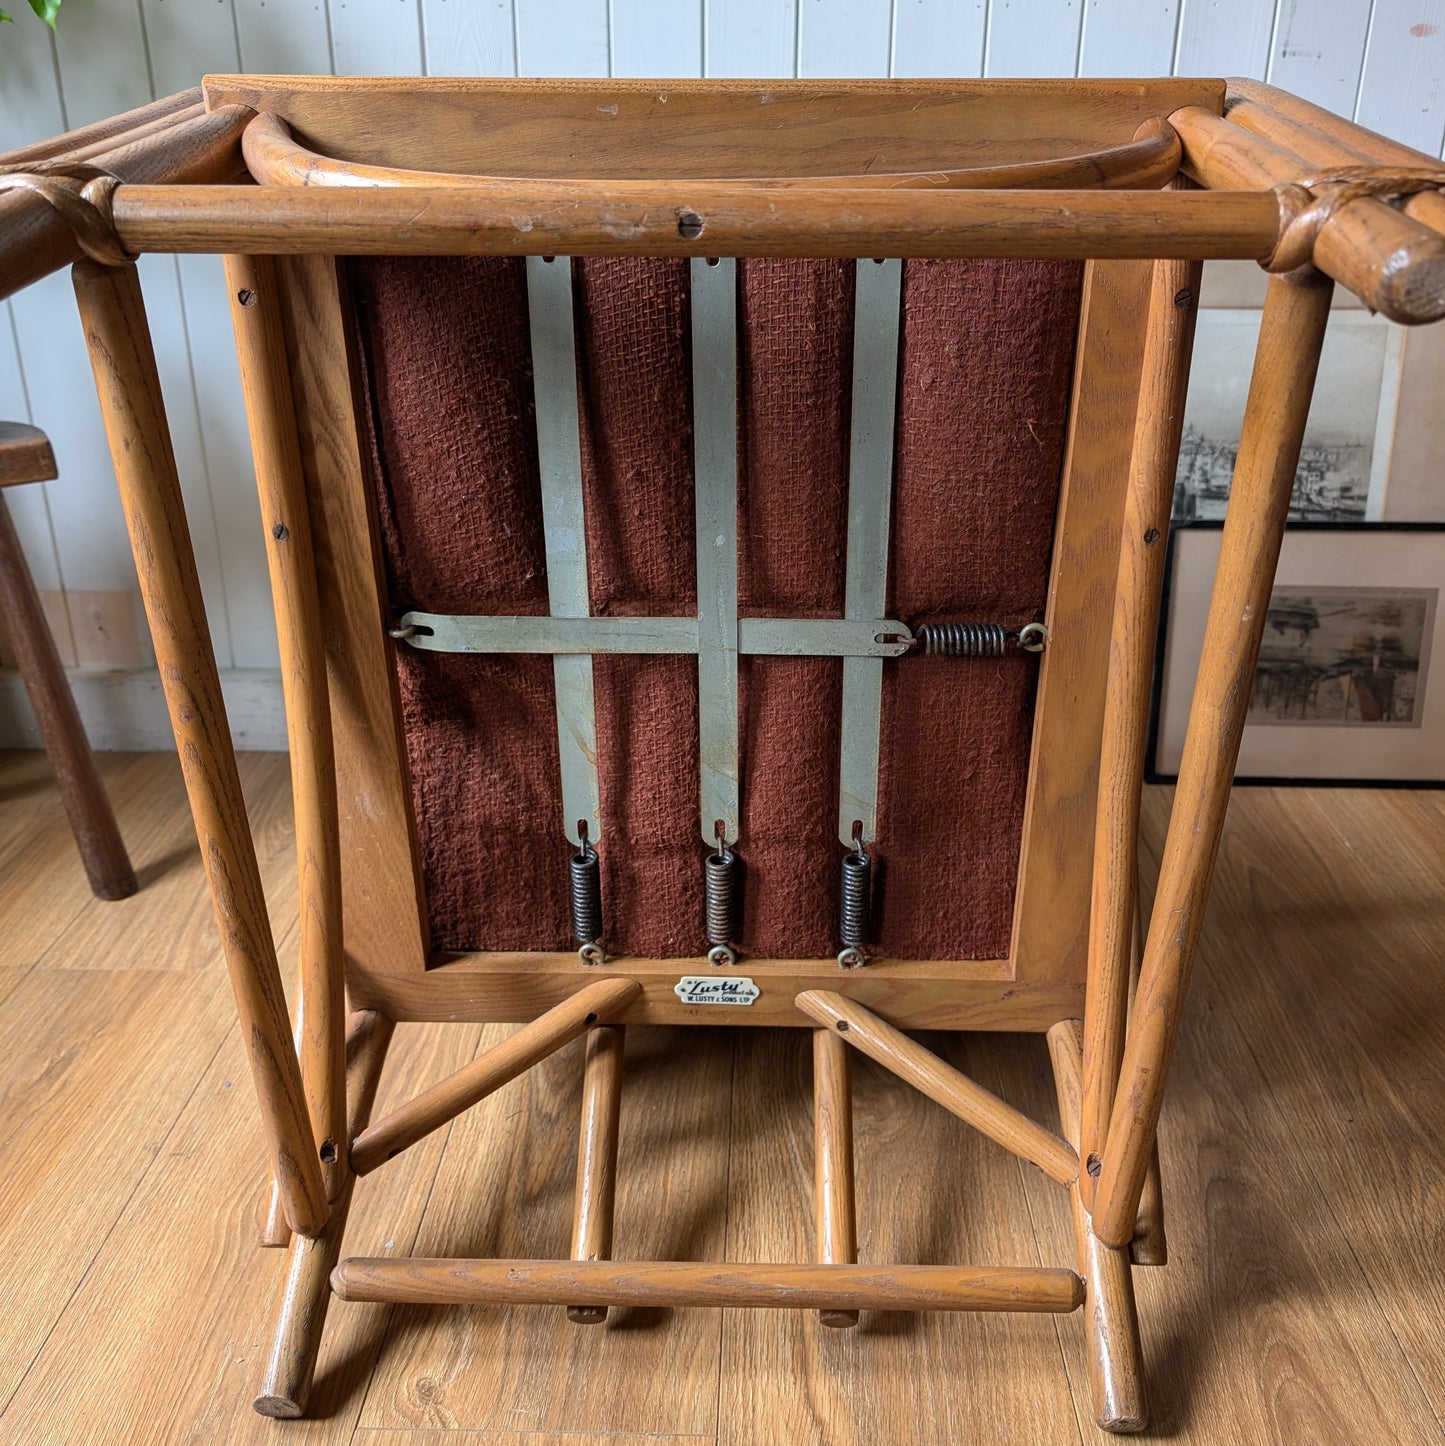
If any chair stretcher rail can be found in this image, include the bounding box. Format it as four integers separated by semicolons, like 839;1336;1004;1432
330;1258;1086;1313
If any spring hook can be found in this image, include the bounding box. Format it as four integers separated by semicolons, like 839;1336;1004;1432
570;821;605;966
705;822;740;967
838;822;871;969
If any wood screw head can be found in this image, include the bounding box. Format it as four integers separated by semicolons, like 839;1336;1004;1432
236;288;257;307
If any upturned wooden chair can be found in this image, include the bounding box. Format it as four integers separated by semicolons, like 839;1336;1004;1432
2;75;1442;1430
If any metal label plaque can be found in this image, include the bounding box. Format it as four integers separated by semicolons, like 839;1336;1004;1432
673;975;760;1007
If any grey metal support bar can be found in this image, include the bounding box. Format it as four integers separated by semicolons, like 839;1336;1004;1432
690;256;741;847
526;255;600;849
838;258;904;849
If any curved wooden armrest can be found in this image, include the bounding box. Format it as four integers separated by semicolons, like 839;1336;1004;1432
242;110;1182;195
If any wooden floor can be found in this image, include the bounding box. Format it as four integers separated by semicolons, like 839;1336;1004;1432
0;750;1442;1444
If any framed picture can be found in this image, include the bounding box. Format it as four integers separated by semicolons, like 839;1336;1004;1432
1149;523;1445;785
1174;309;1404;524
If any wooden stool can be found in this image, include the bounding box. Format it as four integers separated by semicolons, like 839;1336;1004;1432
0;421;135;899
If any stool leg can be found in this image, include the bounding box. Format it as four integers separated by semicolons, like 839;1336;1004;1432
0;494;135;899
568;1025;624;1325
813;1026;859;1329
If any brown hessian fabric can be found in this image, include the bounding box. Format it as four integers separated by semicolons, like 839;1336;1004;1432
346;254;1083;962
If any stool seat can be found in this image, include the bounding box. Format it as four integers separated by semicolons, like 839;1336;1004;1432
0;421;58;489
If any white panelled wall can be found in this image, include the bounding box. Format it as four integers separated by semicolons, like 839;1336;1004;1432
0;0;1443;747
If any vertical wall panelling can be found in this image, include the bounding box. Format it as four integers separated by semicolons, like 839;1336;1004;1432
139;0;241;91
421;0;517;75
891;0;986;78
515;0;609;74
1078;0;1180;75
47;1;233;667
0;13;68;648
984;0;1084;77
233;0;334;73
1266;0;1373;113
796;0;893;76
0;312;75;672
704;0;797;76
329;0;425;76
1174;0;1278;78
612;0;703;76
1352;0;1445;158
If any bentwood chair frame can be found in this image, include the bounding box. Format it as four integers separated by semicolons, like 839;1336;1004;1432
1;74;1441;1432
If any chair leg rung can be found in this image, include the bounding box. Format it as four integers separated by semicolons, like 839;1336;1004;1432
331;1258;1084;1314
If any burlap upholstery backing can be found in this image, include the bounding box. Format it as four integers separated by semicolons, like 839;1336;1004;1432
347;254;1083;961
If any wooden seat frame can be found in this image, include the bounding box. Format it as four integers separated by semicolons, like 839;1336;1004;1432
2;75;1442;1431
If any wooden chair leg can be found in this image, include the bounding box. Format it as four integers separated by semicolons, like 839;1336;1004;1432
255;1010;394;1418
254;1198;353;1419
1049;1020;1147;1434
73;257;327;1238
0;493;136;900
257;1173;291;1249
568;1025;624;1324
1093;268;1335;1248
813;1026;859;1328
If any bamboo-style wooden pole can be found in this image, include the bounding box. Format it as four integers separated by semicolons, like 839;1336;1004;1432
1079;252;1201;1211
813;1027;859;1329
1049;1020;1147;1433
255;1009;394;1419
0;107;252;303
0;86;202;167
1093;266;1335;1248
1225;78;1445;239
72;258;327;1239
567;1025;625;1325
1169;105;1445;323
795;991;1078;1186
225;251;346;1201
331;1258;1085;1314
108;184;1286;265
350;977;639;1175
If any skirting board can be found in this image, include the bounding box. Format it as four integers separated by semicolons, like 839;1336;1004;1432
0;667;287;752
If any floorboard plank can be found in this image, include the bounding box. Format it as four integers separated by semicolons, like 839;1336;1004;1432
719;1027;1083;1446
359;1024;733;1437
1150;786;1445;1428
0;967;236;1410
0;1015;480;1444
33;752;296;972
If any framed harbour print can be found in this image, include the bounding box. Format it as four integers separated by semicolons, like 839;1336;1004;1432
1150;524;1445;784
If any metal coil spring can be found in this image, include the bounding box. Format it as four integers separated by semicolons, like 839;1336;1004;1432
839;849;872;955
705;849;739;948
570;839;603;947
915;621;1008;657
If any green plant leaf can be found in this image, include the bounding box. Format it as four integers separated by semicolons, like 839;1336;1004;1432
0;11;13;22
27;0;60;28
